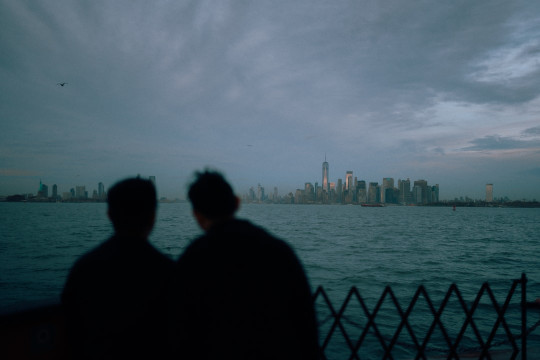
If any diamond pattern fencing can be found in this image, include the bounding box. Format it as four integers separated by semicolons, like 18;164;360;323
314;273;540;359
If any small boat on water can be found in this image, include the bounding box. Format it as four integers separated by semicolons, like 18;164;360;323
361;203;385;207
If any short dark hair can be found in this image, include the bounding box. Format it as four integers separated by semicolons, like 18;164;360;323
188;170;237;220
107;177;157;231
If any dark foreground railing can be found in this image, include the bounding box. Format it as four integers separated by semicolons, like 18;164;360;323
314;273;540;359
1;274;539;359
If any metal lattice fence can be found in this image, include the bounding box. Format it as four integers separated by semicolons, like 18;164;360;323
314;273;540;359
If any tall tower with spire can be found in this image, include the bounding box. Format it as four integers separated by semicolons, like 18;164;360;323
322;155;329;192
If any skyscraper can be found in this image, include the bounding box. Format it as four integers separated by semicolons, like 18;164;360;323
368;182;379;203
381;177;394;203
399;178;411;204
345;171;353;191
486;184;493;202
413;185;423;204
413;180;428;204
357;181;367;203
322;157;329;192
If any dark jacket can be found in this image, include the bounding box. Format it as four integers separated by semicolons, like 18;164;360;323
169;219;320;359
62;234;174;359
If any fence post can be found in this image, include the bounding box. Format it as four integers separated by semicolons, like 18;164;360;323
522;273;527;360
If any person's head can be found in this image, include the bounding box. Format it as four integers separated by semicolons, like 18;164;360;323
188;170;239;230
107;177;157;236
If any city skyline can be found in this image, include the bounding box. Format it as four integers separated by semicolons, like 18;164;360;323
1;160;539;202
244;159;446;204
2;170;530;203
1;2;540;201
240;158;539;203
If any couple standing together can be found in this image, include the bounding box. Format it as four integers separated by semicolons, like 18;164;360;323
62;170;320;359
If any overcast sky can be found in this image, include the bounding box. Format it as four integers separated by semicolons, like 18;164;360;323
1;1;540;200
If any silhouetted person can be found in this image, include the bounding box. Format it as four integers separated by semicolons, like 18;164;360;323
62;177;173;359
169;170;320;359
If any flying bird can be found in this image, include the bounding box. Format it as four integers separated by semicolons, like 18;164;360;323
57;82;68;87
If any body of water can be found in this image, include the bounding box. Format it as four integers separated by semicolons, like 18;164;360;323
1;202;539;358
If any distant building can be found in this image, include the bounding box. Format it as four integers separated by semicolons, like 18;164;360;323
413;185;423;204
248;187;255;202
345;171;353;191
413;180;428;204
37;180;49;198
432;184;439;203
336;179;343;203
384;187;396;204
304;183;314;203
52;184;58;200
316;187;323;203
294;189;304;204
75;186;86;200
38;184;49;198
98;182;106;200
357;180;367;204
322;158;329;192
381;178;394;203
398;178;411;204
368;182;379;203
486;184;493;202
257;184;264;202
426;186;432;204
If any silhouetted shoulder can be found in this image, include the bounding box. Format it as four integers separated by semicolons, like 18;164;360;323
64;235;172;288
169;218;319;359
62;235;173;359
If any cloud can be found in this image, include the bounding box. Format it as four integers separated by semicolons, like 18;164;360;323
522;126;540;137
469;41;540;84
461;135;540;151
1;1;540;200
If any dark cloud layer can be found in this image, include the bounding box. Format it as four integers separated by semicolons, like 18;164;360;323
1;0;540;200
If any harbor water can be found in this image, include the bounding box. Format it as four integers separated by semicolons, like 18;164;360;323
1;202;539;358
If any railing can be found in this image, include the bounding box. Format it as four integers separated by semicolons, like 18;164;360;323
314;273;540;359
1;274;539;359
